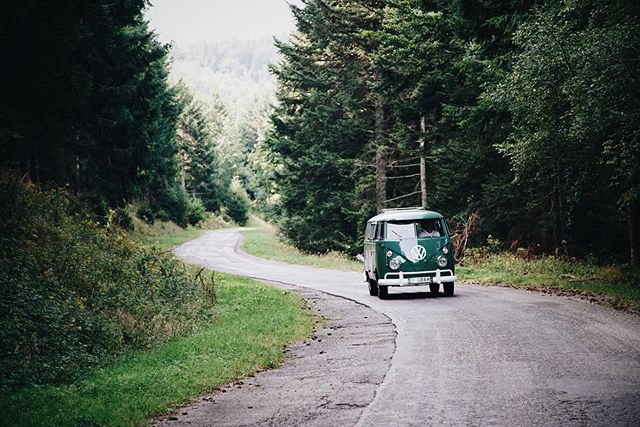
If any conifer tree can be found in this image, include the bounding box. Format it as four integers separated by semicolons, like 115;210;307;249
0;0;187;222
176;86;227;212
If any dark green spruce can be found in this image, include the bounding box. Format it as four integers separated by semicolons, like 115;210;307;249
260;0;639;264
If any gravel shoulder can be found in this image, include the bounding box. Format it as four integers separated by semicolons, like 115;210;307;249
156;282;396;426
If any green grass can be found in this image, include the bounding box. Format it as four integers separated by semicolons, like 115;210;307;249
458;253;640;311
241;217;361;271
1;273;315;427
128;206;232;250
143;227;206;250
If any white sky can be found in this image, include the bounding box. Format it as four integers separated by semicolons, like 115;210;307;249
145;0;301;46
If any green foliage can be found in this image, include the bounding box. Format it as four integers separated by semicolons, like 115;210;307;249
0;175;215;388
225;187;251;226
458;253;640;312
150;185;191;227
1;274;314;427
110;208;134;231
262;0;384;254
176;85;228;213
186;196;206;226
491;0;640;260
136;204;156;224
0;0;185;216
257;0;639;264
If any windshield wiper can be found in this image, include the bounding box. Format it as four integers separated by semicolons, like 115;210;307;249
391;230;403;241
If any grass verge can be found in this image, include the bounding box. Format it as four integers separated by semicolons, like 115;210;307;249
240;217;361;272
142;227;206;250
1;273;315;427
129;211;232;250
458;254;640;312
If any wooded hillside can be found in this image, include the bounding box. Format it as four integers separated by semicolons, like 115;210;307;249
0;0;249;226
257;0;639;265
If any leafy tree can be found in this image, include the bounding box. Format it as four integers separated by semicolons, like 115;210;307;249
264;0;540;253
492;0;640;263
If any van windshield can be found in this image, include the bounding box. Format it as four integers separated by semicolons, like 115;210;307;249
386;222;416;240
386;219;444;241
417;219;444;238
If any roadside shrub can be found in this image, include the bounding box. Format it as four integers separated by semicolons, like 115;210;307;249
196;211;233;230
77;192;110;219
154;209;171;222
151;186;190;227
0;175;215;388
110;208;134;231
186;196;206;226
136;204;156;224
225;189;250;226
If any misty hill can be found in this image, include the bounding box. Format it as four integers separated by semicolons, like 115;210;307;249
174;37;279;83
169;37;281;120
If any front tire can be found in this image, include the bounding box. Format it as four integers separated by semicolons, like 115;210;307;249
429;283;439;294
444;283;454;297
378;285;389;299
368;278;378;296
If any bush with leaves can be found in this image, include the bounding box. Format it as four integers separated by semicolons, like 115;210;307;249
150;185;192;227
186;196;206;226
225;189;250;226
0;174;215;388
136;204;156;224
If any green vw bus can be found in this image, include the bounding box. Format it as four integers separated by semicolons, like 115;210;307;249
364;207;456;299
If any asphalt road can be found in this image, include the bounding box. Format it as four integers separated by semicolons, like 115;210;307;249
167;229;640;426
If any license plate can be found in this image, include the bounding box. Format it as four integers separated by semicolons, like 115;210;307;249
409;276;431;284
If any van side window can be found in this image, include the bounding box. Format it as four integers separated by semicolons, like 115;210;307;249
444;219;452;236
376;223;384;240
366;223;378;240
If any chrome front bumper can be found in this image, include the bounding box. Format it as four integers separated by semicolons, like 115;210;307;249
378;269;456;287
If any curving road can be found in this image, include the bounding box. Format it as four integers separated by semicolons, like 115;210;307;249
171;229;640;426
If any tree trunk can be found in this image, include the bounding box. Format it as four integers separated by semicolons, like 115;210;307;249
418;115;427;209
374;97;386;212
23;159;31;182
552;167;565;249
630;201;640;269
180;168;186;191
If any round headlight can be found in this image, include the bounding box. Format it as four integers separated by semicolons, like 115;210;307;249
437;256;448;268
389;257;401;270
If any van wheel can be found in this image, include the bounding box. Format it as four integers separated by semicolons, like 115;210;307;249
444;283;454;297
429;283;439;294
378;285;388;299
368;279;378;296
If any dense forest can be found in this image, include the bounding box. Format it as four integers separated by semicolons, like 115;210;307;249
0;0;638;394
0;0;246;387
2;0;636;265
168;38;278;198
0;0;248;226
256;0;640;266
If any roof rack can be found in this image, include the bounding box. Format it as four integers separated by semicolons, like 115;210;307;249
380;206;424;213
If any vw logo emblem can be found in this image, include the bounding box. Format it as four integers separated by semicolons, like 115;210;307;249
411;245;426;261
